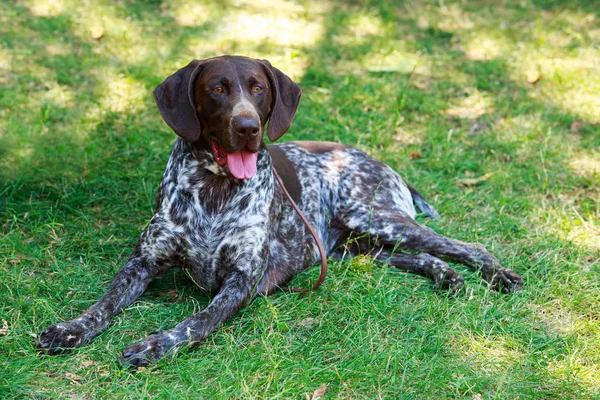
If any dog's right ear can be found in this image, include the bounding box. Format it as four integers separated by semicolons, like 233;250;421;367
153;60;204;143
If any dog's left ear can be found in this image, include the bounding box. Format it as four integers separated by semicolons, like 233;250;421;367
260;60;302;142
153;60;204;143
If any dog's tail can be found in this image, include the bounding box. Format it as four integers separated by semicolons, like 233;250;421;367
407;184;440;219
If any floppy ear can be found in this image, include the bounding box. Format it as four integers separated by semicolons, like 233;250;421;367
260;60;302;142
153;60;204;143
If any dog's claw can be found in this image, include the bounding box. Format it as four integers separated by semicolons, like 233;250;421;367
488;268;523;293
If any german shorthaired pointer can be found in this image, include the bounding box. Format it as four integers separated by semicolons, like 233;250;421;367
38;56;523;367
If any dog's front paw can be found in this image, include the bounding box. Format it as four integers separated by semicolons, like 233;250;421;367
121;333;175;368
38;320;92;354
485;268;523;293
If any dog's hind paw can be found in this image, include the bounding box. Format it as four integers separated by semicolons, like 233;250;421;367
433;269;465;294
487;268;523;293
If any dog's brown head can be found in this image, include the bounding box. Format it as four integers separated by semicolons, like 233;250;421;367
154;56;302;180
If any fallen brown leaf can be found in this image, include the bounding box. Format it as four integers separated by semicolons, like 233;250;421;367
0;320;8;335
159;289;180;303
312;384;327;400
81;360;98;368
410;152;422;160
445;106;487;119
455;172;494;187
570;119;584;135
90;25;105;40
362;105;375;112
65;373;82;386
526;69;540;84
8;259;20;265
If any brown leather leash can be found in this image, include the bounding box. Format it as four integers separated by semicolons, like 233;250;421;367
272;167;328;293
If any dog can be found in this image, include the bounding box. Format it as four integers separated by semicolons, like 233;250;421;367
38;56;523;367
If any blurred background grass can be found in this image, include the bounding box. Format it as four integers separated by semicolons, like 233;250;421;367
0;0;598;398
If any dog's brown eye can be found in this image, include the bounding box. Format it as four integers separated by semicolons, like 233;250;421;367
212;86;224;94
252;85;263;93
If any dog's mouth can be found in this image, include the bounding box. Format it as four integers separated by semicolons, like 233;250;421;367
210;139;258;180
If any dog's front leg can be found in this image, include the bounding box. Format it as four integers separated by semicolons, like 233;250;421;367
38;220;182;354
120;271;255;368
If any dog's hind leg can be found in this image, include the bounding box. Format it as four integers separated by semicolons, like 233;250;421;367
38;219;183;354
374;250;464;293
339;209;522;293
335;236;464;292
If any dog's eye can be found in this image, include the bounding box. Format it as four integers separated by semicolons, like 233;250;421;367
252;85;263;93
212;86;224;94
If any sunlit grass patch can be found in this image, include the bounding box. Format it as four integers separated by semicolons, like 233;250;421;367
460;332;524;375
570;151;600;179
530;199;599;251
97;72;147;114
547;354;600;392
27;0;66;17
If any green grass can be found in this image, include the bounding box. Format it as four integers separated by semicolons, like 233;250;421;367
1;0;599;398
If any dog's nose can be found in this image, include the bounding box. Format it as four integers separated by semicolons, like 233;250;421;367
233;116;260;138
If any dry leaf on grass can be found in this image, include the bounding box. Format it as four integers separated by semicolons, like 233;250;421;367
362;105;376;112
410;152;422;160
65;373;82;386
159;289;180;303
90;25;105;40
81;360;98;368
570;119;584;135
312;384;327;400
526;69;540;84
0;320;8;335
455;172;494;187
445;106;487;119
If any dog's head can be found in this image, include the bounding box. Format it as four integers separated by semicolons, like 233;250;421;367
154;56;301;180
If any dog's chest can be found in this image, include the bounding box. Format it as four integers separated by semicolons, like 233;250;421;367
158;149;273;287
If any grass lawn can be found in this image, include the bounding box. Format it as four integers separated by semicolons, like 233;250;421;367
1;0;599;398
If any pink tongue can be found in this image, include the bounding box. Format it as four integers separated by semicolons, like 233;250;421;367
226;148;258;180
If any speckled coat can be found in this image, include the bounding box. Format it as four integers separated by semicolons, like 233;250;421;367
38;56;522;368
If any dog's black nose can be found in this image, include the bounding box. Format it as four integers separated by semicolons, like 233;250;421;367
233;116;260;138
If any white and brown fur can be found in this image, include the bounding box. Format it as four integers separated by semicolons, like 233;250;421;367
38;56;523;368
